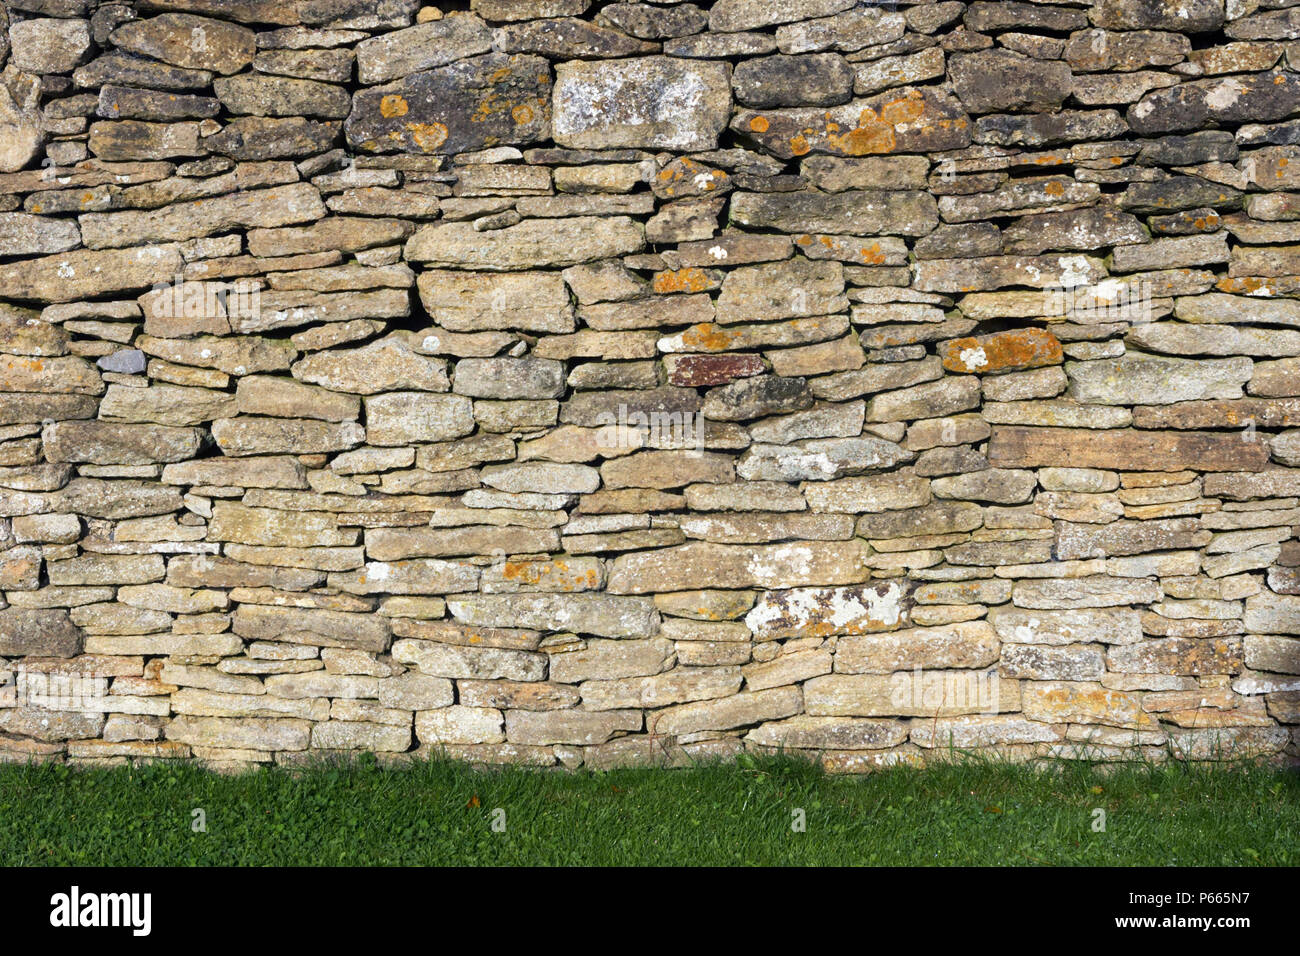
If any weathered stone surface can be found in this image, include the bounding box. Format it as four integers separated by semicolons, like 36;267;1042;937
716;258;845;323
0;0;1295;766
0;213;81;256
988;427;1271;472
805;672;1018;718
110;14;256;75
101;384;237;426
939;329;1062;375
703;375;813;421
453;357;565;398
293;337;448;394
738;436;910;482
42;420;202;465
355;14;494;83
1108;637;1243;676
867;376;980;422
0;246;182;303
746;582;907;639
215;75;350;119
1022;681;1155;729
346;53;551;155
734;85;969;161
406;216;643;269
649;686;801;735
393;638;546;681
731;188;937;236
1128;323;1300;358
236;376;359;422
418;270;574;333
1013;576;1162;610
448;593;658;638
553;56;731;150
507;708;640;745
234;604;390;652
989;607;1142;646
365;393;475;445
1130;71;1300;135
10;17;91;73
747;715;907;750
1091;0;1223;32
166;716;311;751
932;469;1037;505
213;416;366;456
950;50;1072;114
1245;591;1300;636
733;54;853;109
836;622;998;674
1;354;103;395
804;473;931;512
0;608;83;657
608;540;871;593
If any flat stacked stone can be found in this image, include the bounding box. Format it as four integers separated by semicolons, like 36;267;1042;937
0;0;1296;772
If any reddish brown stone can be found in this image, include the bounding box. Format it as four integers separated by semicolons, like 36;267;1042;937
939;328;1063;375
987;427;1272;472
666;353;767;387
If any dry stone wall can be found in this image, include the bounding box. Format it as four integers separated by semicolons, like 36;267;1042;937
1;0;1300;772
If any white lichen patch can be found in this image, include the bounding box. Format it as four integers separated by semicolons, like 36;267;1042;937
958;346;988;371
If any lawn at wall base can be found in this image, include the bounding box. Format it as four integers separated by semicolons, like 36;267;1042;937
1;754;1296;866
0;0;1299;769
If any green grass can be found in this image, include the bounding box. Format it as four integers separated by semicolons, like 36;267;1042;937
1;754;1296;866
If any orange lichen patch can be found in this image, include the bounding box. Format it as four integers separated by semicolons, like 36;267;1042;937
882;94;926;125
679;322;737;352
379;94;408;118
501;559;599;592
824;112;894;155
939;327;1064;374
822;93;927;156
470;87;547;129
1216;276;1270;293
653;267;712;294
1033;685;1157;727
744;89;961;158
799;233;886;263
858;241;886;264
1044;180;1066;197
407;121;449;152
